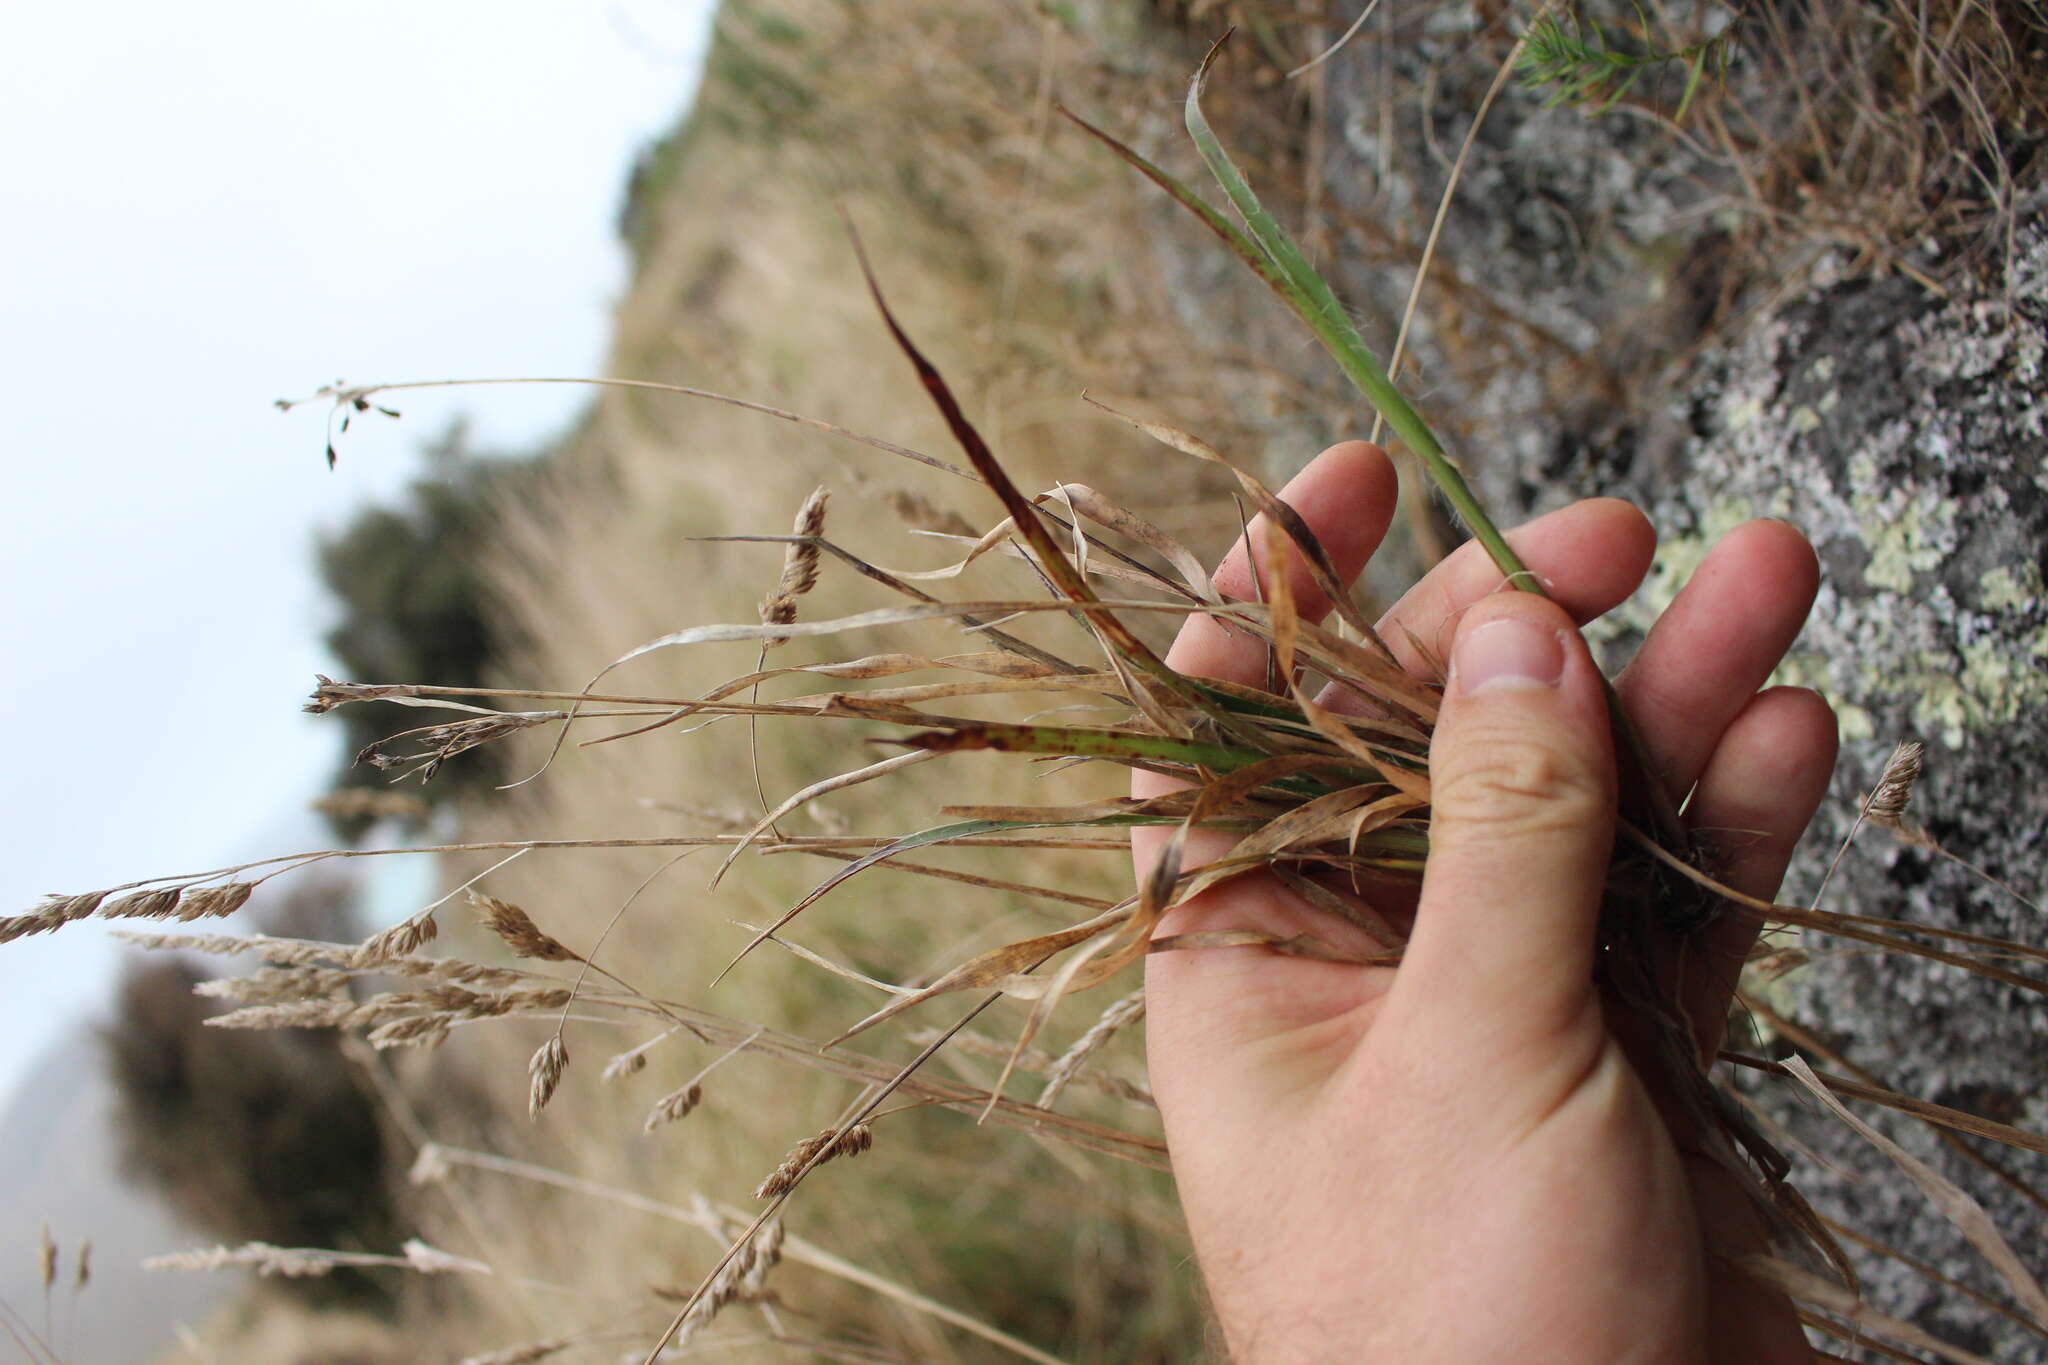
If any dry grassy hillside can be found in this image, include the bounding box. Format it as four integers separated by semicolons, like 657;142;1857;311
204;6;1322;1362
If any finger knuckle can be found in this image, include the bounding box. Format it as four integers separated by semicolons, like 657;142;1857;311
1434;733;1608;836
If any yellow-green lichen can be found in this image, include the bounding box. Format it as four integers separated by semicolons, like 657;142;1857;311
1978;562;2044;612
1858;492;1954;593
1636;497;1770;620
1766;650;1875;741
1905;635;2048;748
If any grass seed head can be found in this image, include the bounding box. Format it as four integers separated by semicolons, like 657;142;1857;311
1868;741;1925;827
353;912;439;965
360;713;549;782
468;889;581;962
369;1014;452;1050
642;1082;704;1132
759;486;830;648
755;1122;874;1199
528;1035;568;1118
602;1048;649;1080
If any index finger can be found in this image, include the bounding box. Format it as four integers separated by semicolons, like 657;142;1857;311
1372;498;1657;679
1159;441;1399;689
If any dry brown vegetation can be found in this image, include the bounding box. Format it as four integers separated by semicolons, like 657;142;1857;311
10;4;2046;1363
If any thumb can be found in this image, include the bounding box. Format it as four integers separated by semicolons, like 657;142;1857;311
1389;592;1617;1041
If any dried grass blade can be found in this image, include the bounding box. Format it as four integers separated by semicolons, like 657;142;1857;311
710;751;938;891
834;906;1132;1043
1742;993;2048;1219
782;848;1118;911
845;224;1274;753
1778;1056;2048;1323
611;597;1193;663
1822;1217;2048;1344
1089;395;1391;660
940;795;1202;823
1626;823;2048;994
743;927;917;996
1287;683;1433;801
717;820;1061;984
1179;789;1396;900
1727;1253;1997;1365
981;928;1124;1118
1051;483;1217;603
1269;865;1407;950
894;720;1268;774
1289;614;1441;724
1721;1053;2048;1157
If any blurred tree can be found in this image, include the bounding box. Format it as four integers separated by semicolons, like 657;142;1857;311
315;420;549;841
101;878;400;1309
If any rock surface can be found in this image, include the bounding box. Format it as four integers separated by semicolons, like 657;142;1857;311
1150;6;2046;1355
1620;228;2048;1365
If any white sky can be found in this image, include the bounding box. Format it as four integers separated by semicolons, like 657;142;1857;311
0;1;716;1104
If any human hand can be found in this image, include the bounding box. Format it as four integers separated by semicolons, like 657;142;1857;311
1135;441;1837;1364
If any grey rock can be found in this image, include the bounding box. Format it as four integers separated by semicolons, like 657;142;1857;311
1143;5;2046;1354
1613;229;2048;1365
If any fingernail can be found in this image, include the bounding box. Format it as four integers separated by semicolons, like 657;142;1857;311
1451;615;1566;694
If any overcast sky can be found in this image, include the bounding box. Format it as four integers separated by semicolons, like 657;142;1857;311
0;2;716;1105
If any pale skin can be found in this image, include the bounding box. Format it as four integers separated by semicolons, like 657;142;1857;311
1135;442;1839;1364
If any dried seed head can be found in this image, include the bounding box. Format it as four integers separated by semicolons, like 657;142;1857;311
359;713;548;783
528;1036;568;1118
759;487;829;648
1038;986;1146;1109
74;1241;91;1292
193;966;353;1005
353;912;439;965
146;1242;339;1278
1867;740;1924;826
738;1218;785;1297
207;999;359;1030
369;1015;452;1050
102;887;185;921
754;1122;873;1199
109;930;338;968
602;1048;648;1081
670;1218;785;1347
173;883;254;922
468;890;580;962
305;676;420;713
47;892;105;923
39;1225;57;1291
642;1082;704;1132
2;890;108;946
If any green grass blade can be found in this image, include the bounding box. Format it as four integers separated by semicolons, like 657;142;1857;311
1179;36;1535;592
1175;37;1695;855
